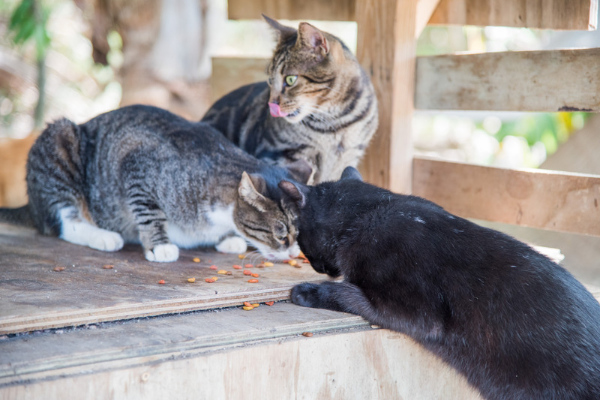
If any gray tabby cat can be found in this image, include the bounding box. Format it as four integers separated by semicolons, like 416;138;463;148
202;16;378;184
0;105;311;262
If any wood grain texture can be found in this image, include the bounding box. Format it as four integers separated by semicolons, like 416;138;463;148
413;157;600;236
210;57;268;102
356;0;419;193
428;0;598;30
415;48;600;112
0;226;327;335
227;0;356;21
416;0;442;37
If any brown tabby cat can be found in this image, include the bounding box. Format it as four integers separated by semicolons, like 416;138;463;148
202;16;378;184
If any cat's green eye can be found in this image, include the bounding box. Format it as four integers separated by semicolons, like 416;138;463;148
285;75;298;86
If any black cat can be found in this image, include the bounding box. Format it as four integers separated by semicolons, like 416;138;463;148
279;167;600;400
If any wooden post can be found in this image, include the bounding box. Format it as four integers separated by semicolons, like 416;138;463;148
356;0;420;193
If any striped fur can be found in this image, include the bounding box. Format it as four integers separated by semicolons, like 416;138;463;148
0;105;310;262
202;18;378;184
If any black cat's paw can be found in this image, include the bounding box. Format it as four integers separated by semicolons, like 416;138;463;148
291;283;321;308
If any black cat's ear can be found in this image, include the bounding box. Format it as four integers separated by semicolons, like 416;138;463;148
263;14;297;44
279;180;306;208
340;166;363;182
296;22;329;56
239;172;268;212
285;159;313;184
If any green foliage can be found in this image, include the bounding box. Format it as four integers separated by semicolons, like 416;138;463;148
8;0;51;60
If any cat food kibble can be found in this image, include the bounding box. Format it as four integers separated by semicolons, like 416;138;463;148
248;279;259;283
192;257;201;263
288;260;298;267
257;263;265;268
205;277;218;283
187;278;196;283
244;264;253;268
238;254;245;259
233;264;242;269
243;270;252;276
244;301;252;307
265;301;275;306
102;264;114;269
210;265;218;270
252;303;259;307
251;273;259;278
264;262;274;267
158;280;165;284
243;305;254;311
217;270;228;275
53;266;65;272
302;332;313;337
225;271;233;275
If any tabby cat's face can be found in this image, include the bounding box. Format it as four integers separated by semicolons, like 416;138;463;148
265;17;357;123
235;172;301;261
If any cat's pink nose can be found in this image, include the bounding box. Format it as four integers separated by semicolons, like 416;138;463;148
268;102;288;118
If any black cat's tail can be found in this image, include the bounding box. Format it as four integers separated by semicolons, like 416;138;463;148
0;204;35;228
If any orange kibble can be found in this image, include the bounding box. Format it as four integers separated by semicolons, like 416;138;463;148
283;259;290;264
204;277;215;283
264;262;274;267
288;259;298;267
252;303;259;308
244;264;253;268
243;301;252;307
303;259;310;263
243;306;254;311
243;270;252;276
225;271;233;275
192;257;201;263
265;301;275;306
53;266;66;272
187;277;196;283
251;273;259;278
233;264;242;269
298;251;306;259
248;279;259;283
209;265;218;270
102;264;114;269
158;280;165;284
238;254;245;259
217;270;228;275
256;263;265;268
302;332;313;337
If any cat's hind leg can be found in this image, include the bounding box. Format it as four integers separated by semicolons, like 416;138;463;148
59;207;124;251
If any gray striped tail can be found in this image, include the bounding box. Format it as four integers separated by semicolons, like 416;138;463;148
0;204;34;227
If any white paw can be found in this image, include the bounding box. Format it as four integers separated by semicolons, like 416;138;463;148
216;236;247;254
145;244;179;262
88;230;124;252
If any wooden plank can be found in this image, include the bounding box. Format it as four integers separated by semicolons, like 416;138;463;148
416;0;442;37
0;305;482;399
0;225;327;335
428;0;598;30
412;157;600;236
227;0;355;21
210;57;268;102
356;0;419;194
415;48;600;112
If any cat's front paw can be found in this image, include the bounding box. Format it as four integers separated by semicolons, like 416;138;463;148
88;230;124;252
145;244;179;262
216;236;247;254
291;283;321;308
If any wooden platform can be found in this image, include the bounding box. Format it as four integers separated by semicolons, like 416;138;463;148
0;224;327;335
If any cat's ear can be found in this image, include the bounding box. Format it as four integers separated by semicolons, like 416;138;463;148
340;166;363;182
263;14;297;44
296;22;329;56
239;172;268;212
279;180;306;209
285;159;313;184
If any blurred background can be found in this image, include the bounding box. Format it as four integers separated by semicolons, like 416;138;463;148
1;0;599;281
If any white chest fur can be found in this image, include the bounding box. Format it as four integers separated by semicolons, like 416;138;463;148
166;204;238;249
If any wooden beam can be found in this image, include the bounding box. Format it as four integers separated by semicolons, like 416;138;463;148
413;157;600;237
227;0;355;21
428;0;598;30
415;48;600;112
356;0;419;194
210;57;268;102
416;0;442;37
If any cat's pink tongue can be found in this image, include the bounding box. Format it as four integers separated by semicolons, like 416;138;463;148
268;102;288;118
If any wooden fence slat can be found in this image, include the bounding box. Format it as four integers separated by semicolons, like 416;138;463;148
415;48;600;112
429;0;598;30
413;157;600;237
227;0;597;30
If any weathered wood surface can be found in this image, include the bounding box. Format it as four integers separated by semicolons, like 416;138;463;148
0;225;327;335
210;57;268;102
413;157;600;236
429;0;598;30
415;48;600;112
356;0;419;193
227;0;356;21
0;303;483;400
227;0;598;30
